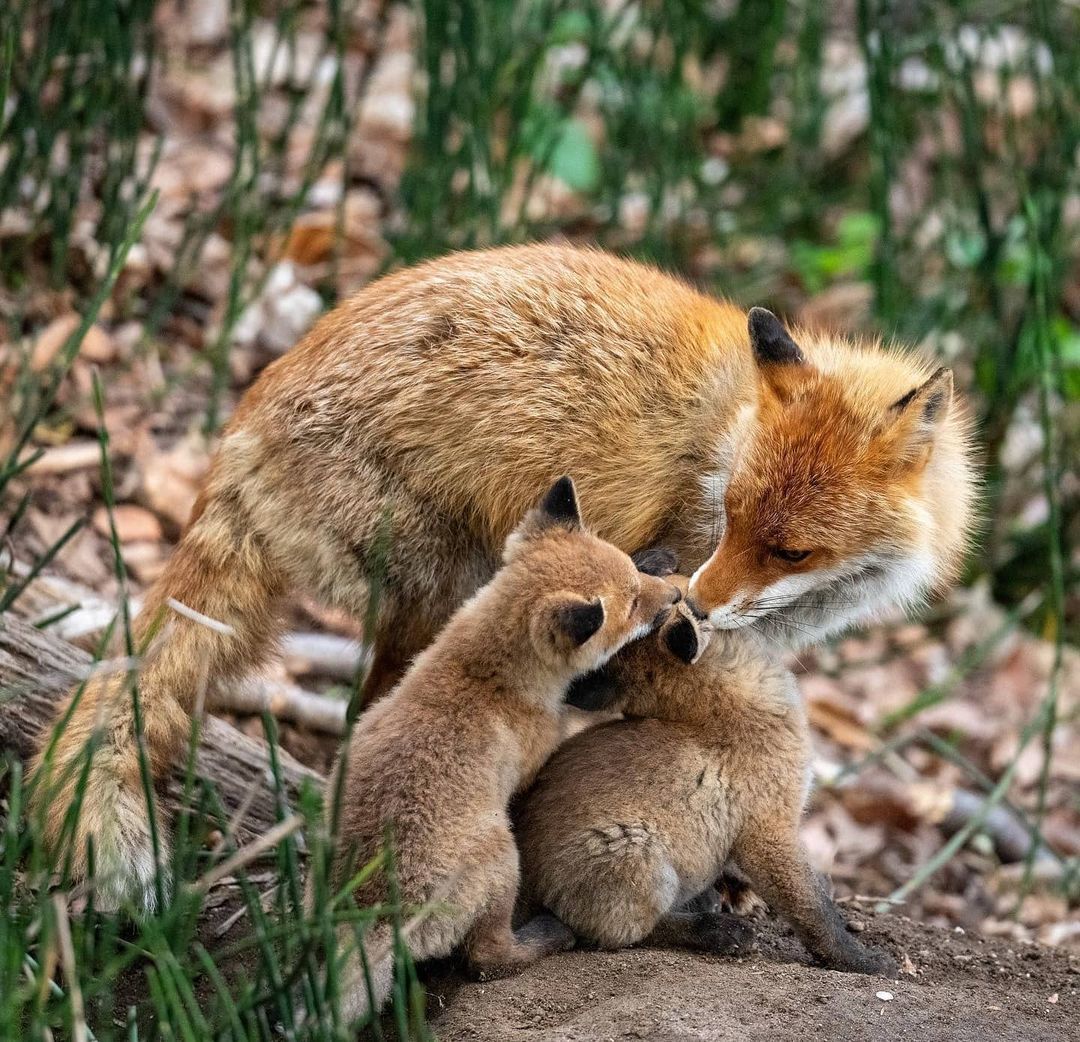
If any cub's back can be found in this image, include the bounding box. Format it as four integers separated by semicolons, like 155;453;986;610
338;695;509;886
517;717;739;884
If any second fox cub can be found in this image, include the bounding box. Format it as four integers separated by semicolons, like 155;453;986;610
517;596;894;976
320;477;678;1023
35;243;975;909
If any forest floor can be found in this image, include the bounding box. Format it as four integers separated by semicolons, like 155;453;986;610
420;913;1079;1042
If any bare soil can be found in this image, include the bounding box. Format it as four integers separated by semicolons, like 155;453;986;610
421;912;1080;1042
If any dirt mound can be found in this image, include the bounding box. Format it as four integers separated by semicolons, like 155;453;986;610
422;914;1079;1042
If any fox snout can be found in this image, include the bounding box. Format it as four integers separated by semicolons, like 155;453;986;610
642;576;682;630
687;552;754;628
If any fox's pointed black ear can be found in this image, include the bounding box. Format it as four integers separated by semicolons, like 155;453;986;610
538;475;582;529
506;476;584;559
565;663;621;711
663;614;701;664
748;307;804;367
885;367;953;463
556;597;605;647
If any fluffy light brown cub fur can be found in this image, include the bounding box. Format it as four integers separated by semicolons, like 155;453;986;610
517;599;894;976
322;477;678;1023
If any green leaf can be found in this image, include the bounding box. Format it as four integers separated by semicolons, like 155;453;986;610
545;118;601;194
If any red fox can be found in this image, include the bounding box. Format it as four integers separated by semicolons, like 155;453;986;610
517;591;894;976
32;244;975;910
311;477;679;1023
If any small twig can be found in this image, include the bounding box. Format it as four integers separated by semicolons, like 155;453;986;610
166;597;236;635
218;774;266;852
282;631;368;680
20;441;103;476
82;655;142;679
210;676;346;734
213;880;281;939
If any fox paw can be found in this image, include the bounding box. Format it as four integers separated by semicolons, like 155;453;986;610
823;943;897;977
716;872;768;918
695;911;756;955
517;912;576;955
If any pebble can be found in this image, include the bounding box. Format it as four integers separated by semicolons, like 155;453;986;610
876;991;894;1001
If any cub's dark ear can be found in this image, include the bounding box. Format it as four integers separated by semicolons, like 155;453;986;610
506;476;584;558
565;664;621;712
632;546;679;577
885;367;953;463
539;475;581;527
556;597;605;647
534;592;606;653
748;307;804;367
663;614;702;665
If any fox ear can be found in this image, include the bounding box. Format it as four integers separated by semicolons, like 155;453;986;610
556;596;605;647
662;610;705;664
537;475;582;528
534;593;605;652
748;308;804;367
885;367;953;463
564;663;621;711
506;476;583;558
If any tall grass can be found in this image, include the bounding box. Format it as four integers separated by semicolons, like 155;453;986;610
1;0;1078;1036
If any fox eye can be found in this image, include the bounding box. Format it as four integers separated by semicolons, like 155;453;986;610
628;594;640;617
772;547;812;564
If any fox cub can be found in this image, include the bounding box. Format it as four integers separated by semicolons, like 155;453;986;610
35;243;975;910
320;477;679;1023
517;593;894;976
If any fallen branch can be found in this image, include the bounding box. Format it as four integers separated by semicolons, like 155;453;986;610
0;613;325;845
281;630;367;680
21;441;102;476
210;676;346;735
2;558;345;733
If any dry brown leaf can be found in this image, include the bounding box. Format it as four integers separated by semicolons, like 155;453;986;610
136;430;210;529
31;315;114;371
92;504;163;543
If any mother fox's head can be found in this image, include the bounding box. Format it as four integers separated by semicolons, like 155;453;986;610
687;308;977;645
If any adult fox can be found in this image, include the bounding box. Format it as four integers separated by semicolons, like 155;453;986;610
33;244;975;911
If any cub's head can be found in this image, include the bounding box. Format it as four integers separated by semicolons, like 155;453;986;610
565;577;710;713
689;308;975;645
504;477;680;675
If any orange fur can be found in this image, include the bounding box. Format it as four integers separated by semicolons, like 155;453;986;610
32;244;976;910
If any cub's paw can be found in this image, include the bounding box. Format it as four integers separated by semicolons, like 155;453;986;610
517;912;576;955
856;947;897;978
827;944;897;977
631;547;679;577
716;870;768;918
695;911;755;956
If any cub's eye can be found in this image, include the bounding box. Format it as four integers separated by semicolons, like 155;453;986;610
772;547;812;564
628;594;640;617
